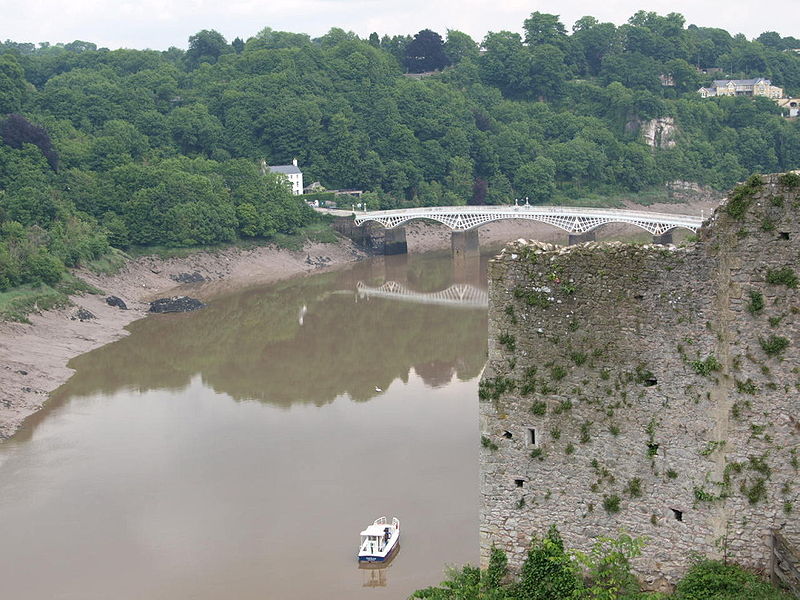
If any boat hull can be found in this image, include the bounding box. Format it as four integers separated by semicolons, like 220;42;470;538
358;539;399;563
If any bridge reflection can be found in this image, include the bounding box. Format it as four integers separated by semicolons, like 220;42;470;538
356;281;488;309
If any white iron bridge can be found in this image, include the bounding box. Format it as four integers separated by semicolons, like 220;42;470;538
353;205;703;236
356;281;488;308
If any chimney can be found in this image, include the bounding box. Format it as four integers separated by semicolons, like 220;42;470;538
292;158;298;167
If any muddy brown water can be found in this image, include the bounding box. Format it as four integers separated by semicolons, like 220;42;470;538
0;251;489;600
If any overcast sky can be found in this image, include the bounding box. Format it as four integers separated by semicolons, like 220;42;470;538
3;0;798;50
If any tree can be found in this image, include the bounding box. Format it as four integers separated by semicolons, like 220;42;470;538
244;27;311;51
514;157;556;203
444;30;479;65
166;104;223;156
405;29;449;73
523;12;568;47
572;16;617;76
529;44;568;100
185;29;230;69
0;114;58;170
479;31;531;98
0;55;26;114
444;156;474;204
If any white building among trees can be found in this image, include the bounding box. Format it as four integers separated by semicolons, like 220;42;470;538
698;78;784;98
264;158;304;195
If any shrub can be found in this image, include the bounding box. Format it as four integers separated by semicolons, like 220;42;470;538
580;421;593;444
516;526;582;600
530;400;547;415
479;376;516;401
626;478;643;498
570;351;587;366
675;559;793;600
602;494;621;513
690;355;721;376
573;533;645;600
481;435;498;451
766;267;798;288
498;331;516;352
746;290;764;314
759;335;789;357
778;172;800;188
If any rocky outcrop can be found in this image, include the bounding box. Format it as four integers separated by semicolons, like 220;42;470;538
481;173;800;588
641;116;677;148
105;296;128;310
627;116;678;148
70;308;96;321
170;272;205;284
149;296;206;314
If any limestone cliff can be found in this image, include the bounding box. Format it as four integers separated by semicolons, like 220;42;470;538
480;173;800;591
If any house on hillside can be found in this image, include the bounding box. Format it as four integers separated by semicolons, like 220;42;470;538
698;78;783;98
777;97;800;117
262;158;304;195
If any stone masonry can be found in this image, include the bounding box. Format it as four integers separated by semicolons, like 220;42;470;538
480;173;800;592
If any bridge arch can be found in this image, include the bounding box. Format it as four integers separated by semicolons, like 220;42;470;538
353;206;703;237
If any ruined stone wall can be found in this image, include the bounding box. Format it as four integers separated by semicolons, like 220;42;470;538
480;173;800;591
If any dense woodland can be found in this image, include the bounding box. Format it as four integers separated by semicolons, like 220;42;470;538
2;11;800;292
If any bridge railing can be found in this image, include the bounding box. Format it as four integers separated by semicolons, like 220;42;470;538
353;205;704;235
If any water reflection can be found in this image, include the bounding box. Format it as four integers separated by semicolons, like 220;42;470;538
358;547;400;588
356;281;488;308
52;252;488;409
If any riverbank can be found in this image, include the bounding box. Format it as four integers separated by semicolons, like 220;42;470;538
0;197;719;441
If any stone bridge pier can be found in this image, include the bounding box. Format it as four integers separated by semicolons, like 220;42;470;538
652;230;674;245
568;231;596;245
332;217;407;255
383;227;408;255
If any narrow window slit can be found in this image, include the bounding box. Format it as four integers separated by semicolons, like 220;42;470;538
528;428;537;446
671;508;683;522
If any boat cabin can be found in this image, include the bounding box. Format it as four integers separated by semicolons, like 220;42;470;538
359;523;393;555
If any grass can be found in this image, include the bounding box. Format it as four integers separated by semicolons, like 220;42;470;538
0;284;72;323
83;247;128;275
0;273;102;323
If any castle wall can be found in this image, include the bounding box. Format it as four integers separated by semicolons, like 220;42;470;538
480;173;800;591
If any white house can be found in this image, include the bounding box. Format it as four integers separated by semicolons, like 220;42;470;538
698;78;784;99
266;158;304;195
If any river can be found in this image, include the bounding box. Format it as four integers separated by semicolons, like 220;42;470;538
0;251;490;600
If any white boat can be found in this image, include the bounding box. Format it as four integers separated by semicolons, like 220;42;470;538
358;516;400;562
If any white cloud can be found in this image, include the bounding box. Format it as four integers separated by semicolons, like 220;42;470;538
2;0;797;50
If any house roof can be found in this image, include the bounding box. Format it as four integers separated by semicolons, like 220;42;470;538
712;78;771;87
269;165;302;175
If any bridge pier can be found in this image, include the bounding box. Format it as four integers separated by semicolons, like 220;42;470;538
384;227;408;255
451;230;480;258
333;217;407;255
652;231;674;245
568;231;596;245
